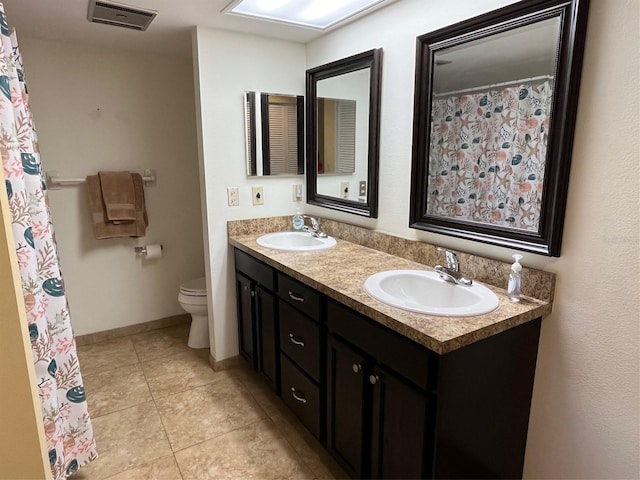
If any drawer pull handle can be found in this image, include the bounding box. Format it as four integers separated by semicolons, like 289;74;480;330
288;291;305;302
290;387;307;404
369;374;379;385
289;334;305;347
352;363;362;373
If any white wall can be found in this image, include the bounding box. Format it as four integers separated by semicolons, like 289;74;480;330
192;28;305;361
21;38;205;336
305;0;639;478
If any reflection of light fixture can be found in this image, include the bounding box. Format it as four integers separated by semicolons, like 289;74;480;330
223;0;392;30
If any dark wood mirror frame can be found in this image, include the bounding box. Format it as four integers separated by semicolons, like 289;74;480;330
306;49;382;218
409;0;590;256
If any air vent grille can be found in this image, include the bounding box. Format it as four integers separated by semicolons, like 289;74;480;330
88;0;157;31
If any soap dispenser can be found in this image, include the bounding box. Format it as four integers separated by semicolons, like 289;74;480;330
292;207;304;232
507;254;523;302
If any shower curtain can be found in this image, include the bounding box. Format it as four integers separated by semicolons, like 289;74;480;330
0;6;97;479
427;81;553;232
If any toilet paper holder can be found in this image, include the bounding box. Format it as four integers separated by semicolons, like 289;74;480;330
134;244;163;255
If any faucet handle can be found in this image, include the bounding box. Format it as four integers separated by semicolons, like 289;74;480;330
303;215;319;229
436;247;459;271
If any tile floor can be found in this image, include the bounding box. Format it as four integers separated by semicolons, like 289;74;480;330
71;324;347;479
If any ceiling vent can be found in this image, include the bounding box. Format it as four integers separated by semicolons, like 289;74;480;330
87;1;157;31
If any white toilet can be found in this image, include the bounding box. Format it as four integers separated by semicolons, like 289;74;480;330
178;277;210;349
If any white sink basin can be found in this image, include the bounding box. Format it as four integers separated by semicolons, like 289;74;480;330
364;270;499;317
257;232;337;252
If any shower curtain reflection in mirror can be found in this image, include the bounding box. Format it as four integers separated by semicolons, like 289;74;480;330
427;79;553;232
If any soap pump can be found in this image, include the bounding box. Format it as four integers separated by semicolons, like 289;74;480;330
292;207;304;232
507;254;523;302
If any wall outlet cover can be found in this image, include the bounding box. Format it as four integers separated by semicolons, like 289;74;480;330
252;186;264;206
340;181;350;199
292;183;303;202
227;187;239;206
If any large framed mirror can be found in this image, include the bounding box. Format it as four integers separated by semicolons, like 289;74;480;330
306;49;382;217
244;91;304;176
410;0;589;256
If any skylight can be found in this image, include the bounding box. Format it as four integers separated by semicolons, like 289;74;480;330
223;0;390;31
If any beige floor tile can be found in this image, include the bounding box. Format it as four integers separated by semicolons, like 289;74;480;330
174;419;314;480
272;412;349;479
104;455;182;480
84;363;153;417
130;324;192;363
78;401;172;479
77;337;139;376
231;366;291;418
142;350;228;399
156;377;268;452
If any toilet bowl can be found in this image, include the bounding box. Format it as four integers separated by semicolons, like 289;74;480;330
178;277;210;349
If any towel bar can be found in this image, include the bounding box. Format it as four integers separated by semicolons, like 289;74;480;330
45;170;156;190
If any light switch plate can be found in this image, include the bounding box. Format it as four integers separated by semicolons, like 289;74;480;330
292;183;303;202
227;187;239;206
252;186;264;206
359;181;367;196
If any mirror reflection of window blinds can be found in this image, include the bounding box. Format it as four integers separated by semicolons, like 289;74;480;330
268;102;299;175
244;93;254;175
336;100;356;174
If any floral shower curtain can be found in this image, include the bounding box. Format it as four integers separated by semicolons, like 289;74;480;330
0;6;97;479
427;81;553;232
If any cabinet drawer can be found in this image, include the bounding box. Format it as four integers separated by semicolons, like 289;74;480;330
234;250;275;290
280;301;321;382
280;354;322;439
277;273;321;321
327;299;434;391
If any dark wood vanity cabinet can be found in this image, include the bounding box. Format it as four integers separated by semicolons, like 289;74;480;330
327;300;433;479
277;272;325;439
234;250;278;391
233;248;542;479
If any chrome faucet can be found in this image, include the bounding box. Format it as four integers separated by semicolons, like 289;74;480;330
434;247;472;286
303;216;327;238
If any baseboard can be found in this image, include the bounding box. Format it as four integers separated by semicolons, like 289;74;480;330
209;354;244;372
75;314;191;346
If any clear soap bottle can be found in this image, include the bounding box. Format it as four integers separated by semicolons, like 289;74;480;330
507;254;523;302
292;207;304;232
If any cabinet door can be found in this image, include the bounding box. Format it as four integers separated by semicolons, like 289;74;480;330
256;285;278;391
370;366;431;479
236;273;256;368
327;335;367;479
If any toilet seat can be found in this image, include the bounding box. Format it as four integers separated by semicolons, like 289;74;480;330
180;277;206;296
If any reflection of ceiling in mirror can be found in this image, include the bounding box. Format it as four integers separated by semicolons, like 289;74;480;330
433;17;560;93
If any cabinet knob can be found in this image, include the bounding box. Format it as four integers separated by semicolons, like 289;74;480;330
250;291;255;297
290;387;307;404
369;374;379;385
289;334;305;347
352;363;362;373
288;291;305;303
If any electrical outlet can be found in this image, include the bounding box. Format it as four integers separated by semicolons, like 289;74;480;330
340;181;350;199
252;186;264;206
292;183;303;202
227;187;239;206
359;181;367;196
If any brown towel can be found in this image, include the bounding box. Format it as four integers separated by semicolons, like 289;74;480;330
87;173;148;239
98;171;136;222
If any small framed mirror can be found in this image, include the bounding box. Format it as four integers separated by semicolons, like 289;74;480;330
306;49;382;217
409;0;589;256
244;91;304;176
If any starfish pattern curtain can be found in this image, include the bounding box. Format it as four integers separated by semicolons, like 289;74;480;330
427;81;553;232
0;6;97;479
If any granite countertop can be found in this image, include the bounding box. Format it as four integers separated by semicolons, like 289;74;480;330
229;229;552;355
